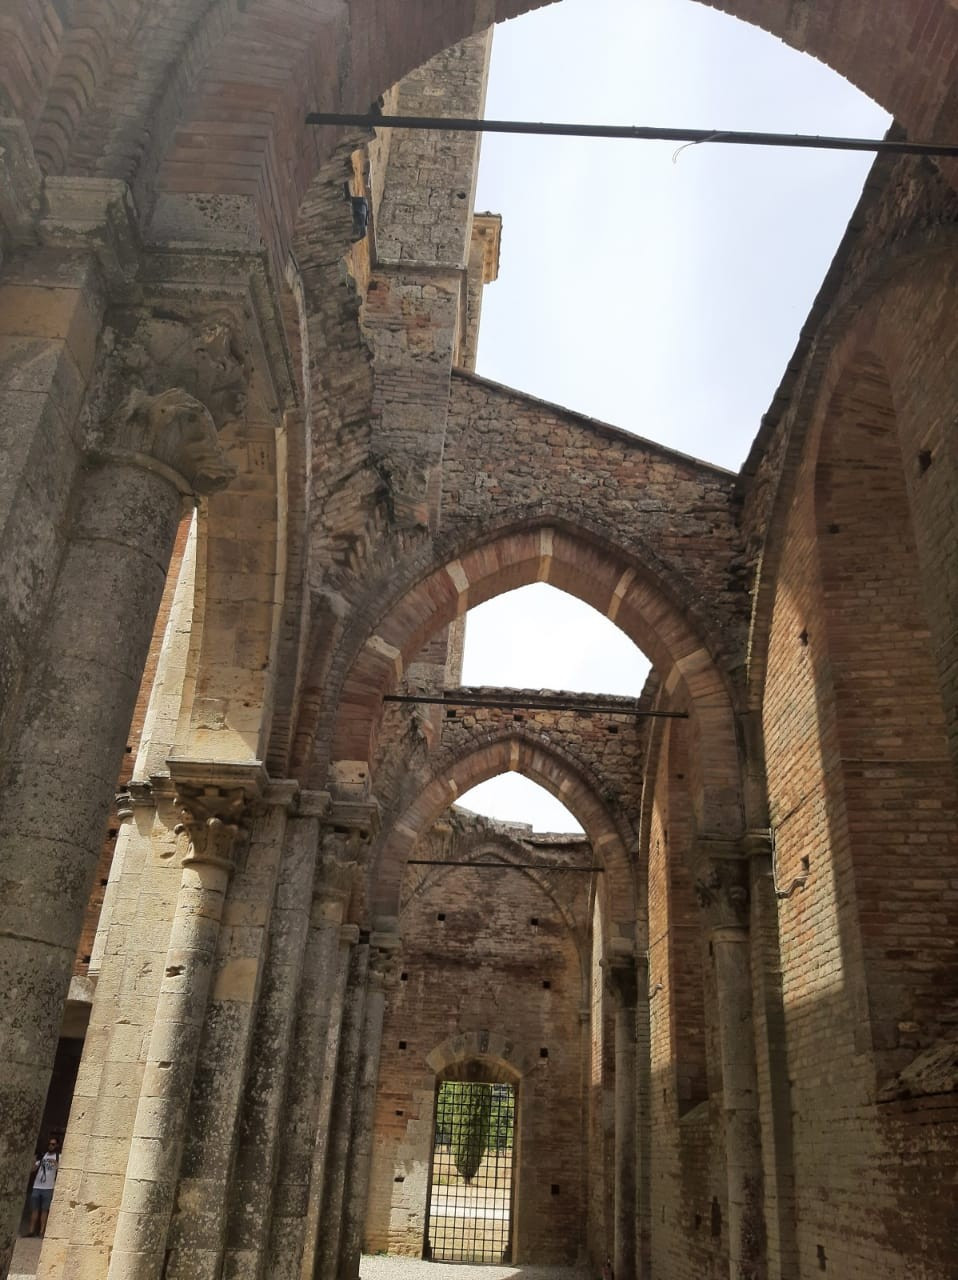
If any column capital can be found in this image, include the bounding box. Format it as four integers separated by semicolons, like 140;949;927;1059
741;828;774;860
603;953;639;1011
297;789;332;818
692;833;750;929
92;307;251;494
327;798;381;844
368;924;401;991
169;760;267;871
340;923;361;947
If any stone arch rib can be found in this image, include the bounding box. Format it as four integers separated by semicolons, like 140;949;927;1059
324;521;743;839
371;731;636;945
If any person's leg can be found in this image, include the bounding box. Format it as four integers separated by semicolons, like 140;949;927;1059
29;1191;40;1236
38;1190;52;1236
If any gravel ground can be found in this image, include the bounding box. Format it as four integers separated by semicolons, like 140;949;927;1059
361;1253;591;1280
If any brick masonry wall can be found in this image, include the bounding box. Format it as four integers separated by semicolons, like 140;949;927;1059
372;684;647;837
760;339;958;1276
647;716;727;1280
365;814;594;1264
443;374;748;667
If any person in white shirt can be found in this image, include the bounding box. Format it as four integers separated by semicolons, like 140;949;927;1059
29;1137;59;1237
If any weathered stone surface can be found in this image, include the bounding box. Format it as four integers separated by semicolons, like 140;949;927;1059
1;6;957;1280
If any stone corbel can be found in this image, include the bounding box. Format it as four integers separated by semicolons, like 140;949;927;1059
693;835;750;931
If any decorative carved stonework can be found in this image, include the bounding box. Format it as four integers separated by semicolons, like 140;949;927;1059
368;928;401;991
118;386;236;493
693;849;750;929
94;307;250;492
119;310;249;428
174;783;250;871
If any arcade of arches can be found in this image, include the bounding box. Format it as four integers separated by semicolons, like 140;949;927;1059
0;3;956;1279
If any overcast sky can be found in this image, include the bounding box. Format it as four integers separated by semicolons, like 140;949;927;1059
449;0;890;832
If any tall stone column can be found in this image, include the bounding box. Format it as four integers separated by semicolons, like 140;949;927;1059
224;799;357;1280
259;841;359;1279
314;941;370;1280
107;768;263;1280
605;954;638;1280
694;842;767;1280
164;776;296;1280
293;924;357;1280
0;338;240;1274
338;927;400;1280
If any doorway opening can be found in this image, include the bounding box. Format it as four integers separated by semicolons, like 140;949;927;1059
425;1079;516;1263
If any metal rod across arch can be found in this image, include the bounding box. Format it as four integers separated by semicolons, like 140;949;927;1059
383;694;688;718
305;112;958;157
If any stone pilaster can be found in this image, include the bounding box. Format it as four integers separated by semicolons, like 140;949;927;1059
338;925;400;1280
694;838;767;1280
605;952;638;1280
106;765;265;1280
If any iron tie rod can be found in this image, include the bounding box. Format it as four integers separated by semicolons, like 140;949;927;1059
383;693;688;718
305;112;958;157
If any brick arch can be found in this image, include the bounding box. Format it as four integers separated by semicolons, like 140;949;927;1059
30;1;958;277
333;522;743;837
812;348;958;1067
372;733;636;943
744;228;958;732
426;1030;536;1082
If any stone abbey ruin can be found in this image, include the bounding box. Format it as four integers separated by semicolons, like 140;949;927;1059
0;1;957;1278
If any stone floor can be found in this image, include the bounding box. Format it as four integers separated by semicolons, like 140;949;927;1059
9;1234;41;1278
361;1254;591;1280
8;1242;592;1279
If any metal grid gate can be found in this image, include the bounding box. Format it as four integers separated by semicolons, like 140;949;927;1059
425;1081;516;1263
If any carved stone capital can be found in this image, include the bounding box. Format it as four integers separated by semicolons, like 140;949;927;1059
603;955;639;1011
693;836;750;929
116;386;236;493
174;785;248;871
368;926;402;991
94;307;250;493
328;798;381;844
115;788;135;821
168;760;267;871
